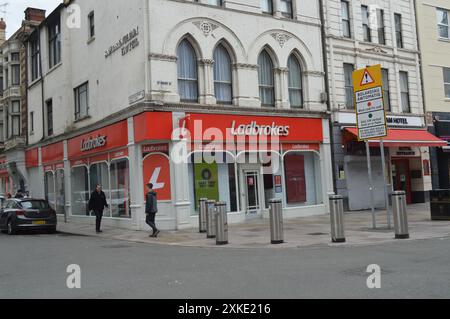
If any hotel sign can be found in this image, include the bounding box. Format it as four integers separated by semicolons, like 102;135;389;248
105;27;139;58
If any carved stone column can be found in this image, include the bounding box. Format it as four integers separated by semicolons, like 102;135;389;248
198;59;216;105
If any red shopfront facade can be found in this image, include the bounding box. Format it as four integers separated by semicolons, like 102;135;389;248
0;156;12;196
165;112;326;218
67;120;131;219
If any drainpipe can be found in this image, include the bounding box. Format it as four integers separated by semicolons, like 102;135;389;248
319;0;337;194
37;25;46;142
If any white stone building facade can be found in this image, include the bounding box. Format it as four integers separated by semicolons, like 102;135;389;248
323;0;438;210
23;0;334;231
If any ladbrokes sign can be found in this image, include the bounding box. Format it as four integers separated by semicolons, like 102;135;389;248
80;135;107;152
230;121;290;137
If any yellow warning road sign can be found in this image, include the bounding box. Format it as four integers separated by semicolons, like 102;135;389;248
353;64;387;141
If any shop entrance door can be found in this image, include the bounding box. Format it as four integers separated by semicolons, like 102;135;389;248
392;158;412;204
243;170;261;217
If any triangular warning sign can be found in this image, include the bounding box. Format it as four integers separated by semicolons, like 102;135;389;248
360;69;375;86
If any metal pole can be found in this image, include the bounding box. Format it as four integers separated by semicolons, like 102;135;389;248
366;141;376;229
380;140;392;229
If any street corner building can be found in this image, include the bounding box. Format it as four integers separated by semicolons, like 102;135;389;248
0;0;335;231
323;0;446;211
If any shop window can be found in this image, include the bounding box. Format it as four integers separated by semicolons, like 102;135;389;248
188;153;238;214
44;172;56;209
71;166;89;216
110;159;131;219
89;162;110;217
55;169;65;215
284;152;322;206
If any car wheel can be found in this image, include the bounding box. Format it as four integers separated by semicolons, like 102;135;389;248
48;226;57;234
7;220;16;235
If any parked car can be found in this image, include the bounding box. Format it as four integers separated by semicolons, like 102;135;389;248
0;199;57;235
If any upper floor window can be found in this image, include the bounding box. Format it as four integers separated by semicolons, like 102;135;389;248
395;14;403;48
9;101;21;137
88;11;95;39
11;53;19;61
48;17;61;68
288;54;303;108
74;82;89;120
376;9;385;45
280;0;293;19
11;64;20;86
443;67;450;98
437;8;449;39
208;0;223;6
399;71;410;113
177;39;198;103
258;50;275;107
361;5;372;42
30;35;40;81
381;68;390;111
343;63;354;109
46;99;53;137
213;44;233;105
261;0;273;15
341;1;351;38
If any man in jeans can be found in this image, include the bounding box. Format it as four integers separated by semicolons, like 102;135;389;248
88;184;109;233
145;183;160;238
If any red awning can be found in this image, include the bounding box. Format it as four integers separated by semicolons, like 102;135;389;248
344;127;448;147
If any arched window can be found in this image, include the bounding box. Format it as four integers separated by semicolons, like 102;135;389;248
288;54;303;108
177;39;198;102
213;44;233;104
258;50;275;107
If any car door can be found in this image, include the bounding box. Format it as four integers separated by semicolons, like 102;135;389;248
0;200;11;229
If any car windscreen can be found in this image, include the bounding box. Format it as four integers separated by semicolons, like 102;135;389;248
21;200;50;210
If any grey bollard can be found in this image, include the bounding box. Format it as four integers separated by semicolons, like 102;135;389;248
269;198;284;244
329;195;346;243
198;198;208;233
392;191;409;239
206;200;217;239
215;202;229;245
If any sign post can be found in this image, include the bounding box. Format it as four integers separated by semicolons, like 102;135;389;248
353;64;389;229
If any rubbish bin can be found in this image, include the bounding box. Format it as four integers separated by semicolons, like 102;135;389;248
215;202;228;245
392;191;409;239
329;195;346;243
430;189;450;221
206;200;216;239
269;198;284;244
198;198;208;233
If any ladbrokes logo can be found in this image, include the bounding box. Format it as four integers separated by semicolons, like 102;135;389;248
81;135;107;152
230;121;290;137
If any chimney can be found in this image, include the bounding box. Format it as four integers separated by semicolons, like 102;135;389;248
0;18;6;44
24;8;46;23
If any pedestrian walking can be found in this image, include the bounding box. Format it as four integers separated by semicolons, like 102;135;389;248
145;183;160;238
88;184;109;233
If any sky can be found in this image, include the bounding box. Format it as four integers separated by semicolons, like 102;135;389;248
2;0;61;38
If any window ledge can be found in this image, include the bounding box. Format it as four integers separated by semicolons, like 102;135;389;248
28;77;42;89
74;115;91;123
445;98;450;102
46;62;62;76
438;37;450;43
87;36;95;45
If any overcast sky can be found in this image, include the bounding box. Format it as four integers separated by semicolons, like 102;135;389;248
2;0;61;38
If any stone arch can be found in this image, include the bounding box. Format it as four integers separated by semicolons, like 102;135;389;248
248;29;314;70
162;17;246;62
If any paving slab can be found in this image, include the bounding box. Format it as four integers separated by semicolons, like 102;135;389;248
57;203;450;249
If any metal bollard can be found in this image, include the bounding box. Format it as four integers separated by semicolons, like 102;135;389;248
215;202;229;245
198;198;208;233
206;200;217;239
392;191;409;239
329;195;346;243
269;198;284;244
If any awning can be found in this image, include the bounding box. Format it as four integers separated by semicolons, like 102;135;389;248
344;127;448;147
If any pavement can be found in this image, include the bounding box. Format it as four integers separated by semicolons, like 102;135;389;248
56;203;450;249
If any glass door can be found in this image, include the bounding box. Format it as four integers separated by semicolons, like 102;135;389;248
244;170;260;216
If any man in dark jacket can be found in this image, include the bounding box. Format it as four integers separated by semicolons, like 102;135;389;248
89;184;109;233
145;183;160;238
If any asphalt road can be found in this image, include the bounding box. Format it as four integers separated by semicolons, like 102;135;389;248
0;231;449;299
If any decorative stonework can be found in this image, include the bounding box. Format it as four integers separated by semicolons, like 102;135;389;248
233;63;259;70
193;21;219;37
271;33;292;48
199;59;215;66
365;46;388;54
149;53;178;62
